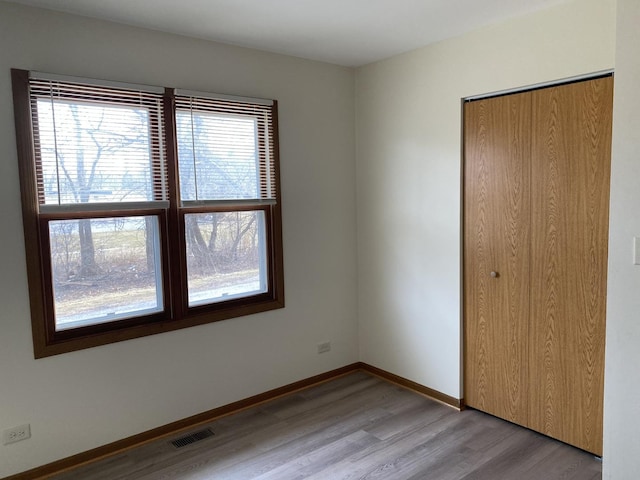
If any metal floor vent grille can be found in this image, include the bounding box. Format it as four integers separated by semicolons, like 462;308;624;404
170;428;214;449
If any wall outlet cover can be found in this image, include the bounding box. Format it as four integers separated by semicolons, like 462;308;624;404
3;424;31;445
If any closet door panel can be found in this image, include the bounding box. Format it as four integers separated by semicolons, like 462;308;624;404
463;93;531;426
529;77;612;455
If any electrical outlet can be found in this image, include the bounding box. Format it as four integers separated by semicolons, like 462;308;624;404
3;424;30;445
317;341;331;354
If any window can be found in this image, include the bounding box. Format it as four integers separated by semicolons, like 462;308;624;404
11;69;284;357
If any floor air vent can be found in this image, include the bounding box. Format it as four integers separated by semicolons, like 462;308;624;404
170;428;214;449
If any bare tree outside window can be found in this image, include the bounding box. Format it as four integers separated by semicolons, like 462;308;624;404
12;69;283;357
177;110;266;304
36;100;163;327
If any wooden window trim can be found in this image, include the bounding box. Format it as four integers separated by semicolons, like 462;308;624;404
11;69;285;358
38;209;173;343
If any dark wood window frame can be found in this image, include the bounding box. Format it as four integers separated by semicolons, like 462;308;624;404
11;69;285;358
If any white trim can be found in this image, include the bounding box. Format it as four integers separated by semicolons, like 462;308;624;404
464;69;614;102
175;88;273;106
39;201;170;214
56;305;164;332
30;71;165;94
188;287;267;308
181;199;276;208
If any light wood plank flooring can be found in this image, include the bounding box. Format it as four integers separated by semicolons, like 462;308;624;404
49;372;602;479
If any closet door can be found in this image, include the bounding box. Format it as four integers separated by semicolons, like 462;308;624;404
529;76;613;455
463;92;531;426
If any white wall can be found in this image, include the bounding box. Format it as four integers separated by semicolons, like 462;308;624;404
355;0;615;399
0;2;357;477
603;0;640;477
2;0;634;477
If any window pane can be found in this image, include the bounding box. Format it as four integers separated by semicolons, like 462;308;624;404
176;111;259;201
36;99;160;205
185;211;267;306
49;216;164;331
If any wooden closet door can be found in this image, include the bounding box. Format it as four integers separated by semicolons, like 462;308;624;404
529;77;613;455
463;93;531;426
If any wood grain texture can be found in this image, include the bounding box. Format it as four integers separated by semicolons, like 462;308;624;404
10;69;49;358
529;77;612;455
4;364;363;480
463;93;531;426
36;372;601;480
463;76;612;456
363;363;461;408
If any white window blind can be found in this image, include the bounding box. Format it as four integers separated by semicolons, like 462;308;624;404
28;75;167;212
174;94;276;205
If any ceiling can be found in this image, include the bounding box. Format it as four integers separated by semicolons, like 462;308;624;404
7;0;571;67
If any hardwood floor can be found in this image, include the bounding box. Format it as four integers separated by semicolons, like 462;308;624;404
49;372;601;479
